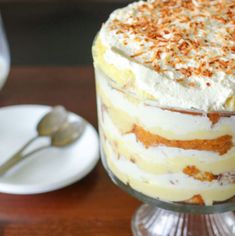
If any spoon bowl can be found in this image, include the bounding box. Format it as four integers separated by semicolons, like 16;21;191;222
51;120;86;147
37;106;68;136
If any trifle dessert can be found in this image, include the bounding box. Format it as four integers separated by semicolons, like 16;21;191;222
92;0;235;206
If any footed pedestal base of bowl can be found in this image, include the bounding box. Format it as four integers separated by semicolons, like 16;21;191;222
132;204;235;236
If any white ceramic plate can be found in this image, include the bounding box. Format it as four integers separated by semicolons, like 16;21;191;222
0;105;99;194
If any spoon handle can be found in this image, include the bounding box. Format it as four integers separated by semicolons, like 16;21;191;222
22;145;50;159
0;152;23;175
16;136;39;155
0;145;50;176
0;136;39;175
4;136;38;167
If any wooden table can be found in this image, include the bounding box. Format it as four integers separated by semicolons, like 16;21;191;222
0;67;140;236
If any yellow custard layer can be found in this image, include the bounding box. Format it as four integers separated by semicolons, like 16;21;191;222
93;37;160;100
93;37;135;88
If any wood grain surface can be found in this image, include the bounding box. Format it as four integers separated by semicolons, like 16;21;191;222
0;66;140;236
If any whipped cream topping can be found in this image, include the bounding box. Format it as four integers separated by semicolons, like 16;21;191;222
99;0;235;112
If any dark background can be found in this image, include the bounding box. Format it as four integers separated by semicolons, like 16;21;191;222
0;0;133;65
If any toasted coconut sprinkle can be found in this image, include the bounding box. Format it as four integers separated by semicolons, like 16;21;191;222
107;0;235;81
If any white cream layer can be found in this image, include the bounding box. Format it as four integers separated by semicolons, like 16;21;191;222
98;100;235;175
99;0;235;112
96;66;235;141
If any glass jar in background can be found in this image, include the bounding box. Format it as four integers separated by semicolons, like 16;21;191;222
0;13;10;90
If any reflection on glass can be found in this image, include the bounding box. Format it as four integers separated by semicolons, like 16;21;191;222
0;13;10;90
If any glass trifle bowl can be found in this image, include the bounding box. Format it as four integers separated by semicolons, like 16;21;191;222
92;0;235;235
0;13;10;90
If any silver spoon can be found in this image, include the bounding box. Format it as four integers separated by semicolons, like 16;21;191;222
9;106;68;158
24;120;87;156
0;120;86;175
